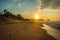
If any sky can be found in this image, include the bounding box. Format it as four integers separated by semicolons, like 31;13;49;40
0;0;60;21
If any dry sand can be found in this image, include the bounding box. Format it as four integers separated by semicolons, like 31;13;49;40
0;21;57;40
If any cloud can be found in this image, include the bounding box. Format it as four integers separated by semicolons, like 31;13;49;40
40;0;60;9
13;0;21;2
18;3;25;8
13;0;17;1
18;3;22;7
50;0;60;9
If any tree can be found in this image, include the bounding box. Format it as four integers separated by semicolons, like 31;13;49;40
47;19;50;21
39;19;44;21
0;12;1;15
0;11;2;15
16;14;24;20
3;9;14;17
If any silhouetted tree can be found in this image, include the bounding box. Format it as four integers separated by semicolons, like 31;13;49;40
47;19;50;21
17;14;21;18
0;11;2;15
0;11;5;20
3;9;15;17
0;12;1;14
0;12;1;15
4;9;11;17
39;19;44;21
0;9;25;20
16;14;24;20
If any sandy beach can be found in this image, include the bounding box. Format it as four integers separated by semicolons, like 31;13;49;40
0;21;57;40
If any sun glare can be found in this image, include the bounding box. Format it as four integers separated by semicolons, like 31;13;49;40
35;14;40;20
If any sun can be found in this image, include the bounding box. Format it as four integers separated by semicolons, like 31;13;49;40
35;14;40;20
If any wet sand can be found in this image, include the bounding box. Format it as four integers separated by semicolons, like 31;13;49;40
41;24;60;40
0;21;57;40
